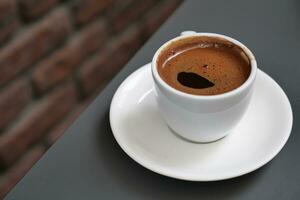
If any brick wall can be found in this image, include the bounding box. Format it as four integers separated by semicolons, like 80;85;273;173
0;0;182;197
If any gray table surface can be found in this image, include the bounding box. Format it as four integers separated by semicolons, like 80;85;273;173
5;0;300;199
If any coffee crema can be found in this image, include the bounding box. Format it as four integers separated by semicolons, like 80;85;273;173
157;36;251;95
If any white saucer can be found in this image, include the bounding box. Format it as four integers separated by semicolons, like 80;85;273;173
110;63;293;181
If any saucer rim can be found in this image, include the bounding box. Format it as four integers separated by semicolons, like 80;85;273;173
109;63;293;181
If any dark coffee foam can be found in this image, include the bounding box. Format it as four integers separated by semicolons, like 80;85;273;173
157;36;251;95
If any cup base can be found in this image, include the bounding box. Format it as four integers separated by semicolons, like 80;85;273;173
168;126;228;143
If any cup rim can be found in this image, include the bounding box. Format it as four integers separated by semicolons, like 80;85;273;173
152;32;257;100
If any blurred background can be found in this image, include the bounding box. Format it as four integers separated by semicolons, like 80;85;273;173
0;0;182;197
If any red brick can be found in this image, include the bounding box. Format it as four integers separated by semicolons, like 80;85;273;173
111;0;154;33
112;25;144;54
0;7;72;87
0;145;45;198
0;79;31;130
143;0;181;38
0;82;77;167
78;50;111;96
79;26;143;95
46;105;86;145
0;18;19;45
72;0;113;25
78;19;107;59
106;0;135;17
0;0;18;44
31;39;82;94
19;0;59;20
32;20;106;94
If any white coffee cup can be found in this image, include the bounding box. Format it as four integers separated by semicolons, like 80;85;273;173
151;32;257;143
